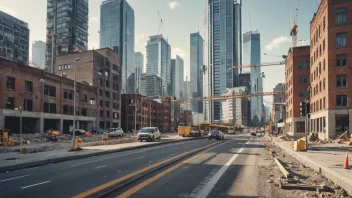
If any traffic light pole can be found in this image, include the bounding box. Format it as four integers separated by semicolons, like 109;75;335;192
305;113;308;151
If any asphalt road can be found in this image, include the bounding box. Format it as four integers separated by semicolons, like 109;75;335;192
0;134;268;198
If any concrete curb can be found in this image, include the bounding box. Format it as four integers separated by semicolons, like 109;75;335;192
273;140;352;195
0;136;206;173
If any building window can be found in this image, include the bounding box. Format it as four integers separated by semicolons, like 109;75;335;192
323;16;326;30
100;110;104;117
100;100;103;107
296;122;305;133
99;89;103;96
64;90;73;100
106;80;110;88
113;74;118;81
6;77;15;90
336;95;347;106
336;54;347;67
113;64;118;71
63;105;74;115
319;45;322;56
323;39;325;51
299;62;308;70
98;79;103;86
106;111;110;118
90;97;96;105
105;101;109;108
319;81;322;92
82;108;87;116
82;94;87;103
105;91;110;98
336;33;347;47
105;70;109;77
323;97;326;109
320;99;322;110
44;85;56;97
336;115;349;133
24;81;33;92
23;99;33;111
323;59;326;70
44;102;56;113
113;112;118;119
299;90;308;98
6;97;15;109
336;8;347;25
323;78;326;90
299;76;308;83
58;64;71;71
336;75;347;88
319;62;321;74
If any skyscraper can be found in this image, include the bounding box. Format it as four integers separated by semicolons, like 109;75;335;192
140;74;163;97
171;55;184;99
146;35;171;96
243;30;263;125
0;10;29;64
190;32;203;113
203;0;242;122
134;52;144;94
45;0;89;73
100;0;135;94
32;41;46;69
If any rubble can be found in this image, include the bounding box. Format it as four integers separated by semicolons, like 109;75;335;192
279;135;295;141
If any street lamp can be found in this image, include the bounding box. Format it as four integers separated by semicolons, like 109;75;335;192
71;58;80;150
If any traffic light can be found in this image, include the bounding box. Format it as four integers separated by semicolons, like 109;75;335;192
300;102;306;117
306;102;310;118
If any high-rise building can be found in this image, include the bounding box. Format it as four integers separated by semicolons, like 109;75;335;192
146;35;171;96
0;10;29;64
239;72;251;125
273;83;286;134
32;41;46;69
100;0;135;94
134;52;144;94
221;87;249;126
190;32;204;113
45;0;89;73
171;55;184;99
243;30;263;126
171;59;176;97
140;74;163;97
203;0;242;122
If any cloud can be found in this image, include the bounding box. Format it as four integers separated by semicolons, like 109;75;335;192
89;16;98;25
171;47;188;59
135;34;145;46
0;5;18;16
265;37;290;51
168;1;179;10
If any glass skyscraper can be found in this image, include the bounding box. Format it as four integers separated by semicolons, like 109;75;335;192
171;55;184;99
203;0;242;122
32;41;46;69
134;52;144;94
190;32;203;113
243;30;263;125
100;0;135;94
146;35;171;96
45;0;89;73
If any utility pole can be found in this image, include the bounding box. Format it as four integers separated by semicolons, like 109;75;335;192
71;58;80;150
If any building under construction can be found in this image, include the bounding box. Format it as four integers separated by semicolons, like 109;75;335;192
45;0;89;74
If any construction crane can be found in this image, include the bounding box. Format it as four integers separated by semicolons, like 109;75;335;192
157;11;163;35
288;0;300;47
230;61;286;69
172;92;285;102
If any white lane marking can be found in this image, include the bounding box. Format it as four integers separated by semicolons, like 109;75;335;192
21;167;39;171
194;138;251;198
70;142;188;167
21;181;50;189
0;175;30;183
96;165;106;169
149;161;153;163
117;170;121;173
137;156;145;159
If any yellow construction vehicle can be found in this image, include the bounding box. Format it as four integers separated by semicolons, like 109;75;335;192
178;123;201;137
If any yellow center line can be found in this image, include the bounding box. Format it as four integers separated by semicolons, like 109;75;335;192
116;140;232;198
72;141;220;198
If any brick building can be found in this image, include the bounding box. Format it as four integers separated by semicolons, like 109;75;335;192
55;48;122;129
309;0;352;139
121;94;174;133
0;58;98;134
285;46;310;137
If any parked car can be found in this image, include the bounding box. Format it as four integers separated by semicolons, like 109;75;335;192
208;130;224;140
70;129;86;136
138;127;161;142
92;127;106;134
107;128;124;137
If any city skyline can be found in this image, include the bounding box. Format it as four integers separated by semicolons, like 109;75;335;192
0;0;320;97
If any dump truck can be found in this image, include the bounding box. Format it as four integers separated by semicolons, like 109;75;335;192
178;123;201;137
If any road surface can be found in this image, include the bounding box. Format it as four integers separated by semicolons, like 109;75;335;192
0;134;272;198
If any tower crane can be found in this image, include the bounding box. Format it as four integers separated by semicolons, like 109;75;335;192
230;61;286;69
288;0;300;47
171;92;285;102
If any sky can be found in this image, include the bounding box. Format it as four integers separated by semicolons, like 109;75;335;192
0;0;319;103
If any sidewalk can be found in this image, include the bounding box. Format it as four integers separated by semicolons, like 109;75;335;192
0;135;203;172
266;135;352;195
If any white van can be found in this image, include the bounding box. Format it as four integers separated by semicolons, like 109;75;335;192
137;127;161;142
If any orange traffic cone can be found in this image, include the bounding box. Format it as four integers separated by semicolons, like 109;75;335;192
343;152;349;169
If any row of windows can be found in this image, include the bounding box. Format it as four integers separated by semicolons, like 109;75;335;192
58;64;71;71
311;97;326;113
